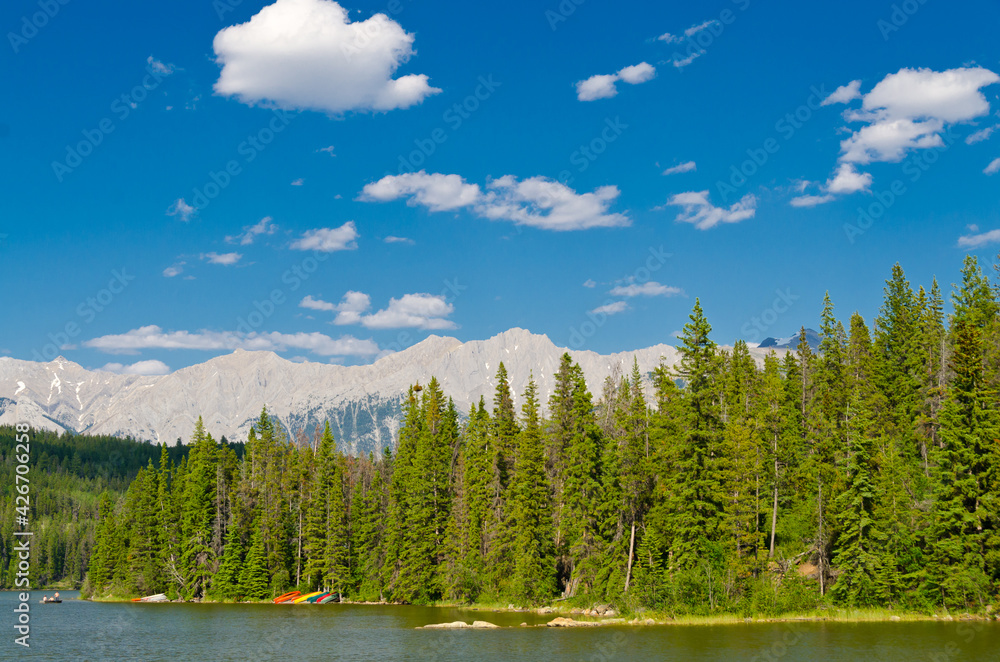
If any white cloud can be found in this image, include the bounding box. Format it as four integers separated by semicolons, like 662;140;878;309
821;80;861;106
384;235;415;244
840;117;945;164
575;62;655;101
84;325;380;357
965;126;995;144
212;0;440;115
618;62;656;85
301;291;372;325
291;178;304;186
662;161;696;176
317;145;336;156
146;56;176;76
795;67;998;205
666;190;756;230
957;228;1000;248
789;194;835;208
290;221;359;251
481;175;630;230
684;20;719;37
576;74;619;101
609;281;682;297
839;67;998;164
100;359;171;376
299;295;338;312
671;52;702;68
357;293;456;329
861;67;998;123
227;216;277;245
306;291;455;329
167;198;196;222
203;252;243;266
591;301;628;316
826;163;873;194
361;171;630;231
583;279;597;288
361;171;480;211
658;21;717;68
163;263;185;278
985;157;1000;175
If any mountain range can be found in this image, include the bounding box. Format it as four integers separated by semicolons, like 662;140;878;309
0;328;786;455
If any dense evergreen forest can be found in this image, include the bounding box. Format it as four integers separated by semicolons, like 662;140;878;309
0;428;191;589
81;256;1000;614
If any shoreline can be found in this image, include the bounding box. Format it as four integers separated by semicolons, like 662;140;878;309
77;596;998;626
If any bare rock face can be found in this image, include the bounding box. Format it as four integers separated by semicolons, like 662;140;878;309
0;329;779;455
547;617;600;627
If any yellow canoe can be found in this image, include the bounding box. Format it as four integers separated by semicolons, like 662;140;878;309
292;591;324;604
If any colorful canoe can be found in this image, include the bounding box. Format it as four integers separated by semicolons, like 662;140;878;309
292;591;325;604
305;592;330;604
273;591;301;604
317;593;339;604
131;593;168;603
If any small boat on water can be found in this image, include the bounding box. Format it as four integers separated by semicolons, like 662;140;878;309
292;591;324;604
131;593;169;603
41;596;62;604
316;593;340;604
273;591;301;604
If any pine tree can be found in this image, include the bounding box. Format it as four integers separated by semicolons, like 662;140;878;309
508;377;556;603
240;515;271;601
548;354;603;596
669;299;724;571
830;314;883;606
213;517;246;600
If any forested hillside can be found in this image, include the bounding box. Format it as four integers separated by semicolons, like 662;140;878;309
83;256;1000;614
0;428;191;589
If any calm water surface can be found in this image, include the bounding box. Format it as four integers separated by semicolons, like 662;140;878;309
3;591;998;661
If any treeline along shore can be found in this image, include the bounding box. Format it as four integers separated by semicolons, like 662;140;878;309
5;255;1000;617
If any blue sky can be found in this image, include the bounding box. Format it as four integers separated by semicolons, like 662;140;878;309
2;0;999;374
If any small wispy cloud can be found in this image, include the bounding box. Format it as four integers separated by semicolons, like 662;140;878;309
591;301;628;316
965;126;995;144
609;281;682;297
166;198;196;222
984;157;1000;175
957;227;1000;248
203;252;242;266
662;161;696;176
226;216;277;245
163;262;185;278
384;235;415;245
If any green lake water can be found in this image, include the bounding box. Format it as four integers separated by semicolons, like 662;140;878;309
4;591;998;661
